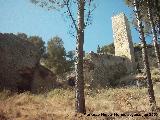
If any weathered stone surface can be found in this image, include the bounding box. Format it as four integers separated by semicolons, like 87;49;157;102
0;33;56;92
84;53;128;87
112;13;135;73
83;13;136;88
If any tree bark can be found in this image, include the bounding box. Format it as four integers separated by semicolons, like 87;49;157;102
147;0;160;71
134;0;156;111
75;0;86;114
155;0;160;35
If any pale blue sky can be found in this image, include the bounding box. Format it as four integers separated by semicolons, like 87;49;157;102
0;0;141;52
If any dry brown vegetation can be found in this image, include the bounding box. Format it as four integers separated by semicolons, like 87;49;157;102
1;84;160;120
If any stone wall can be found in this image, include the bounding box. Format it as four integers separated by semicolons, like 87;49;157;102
83;13;136;88
112;13;135;73
84;52;128;87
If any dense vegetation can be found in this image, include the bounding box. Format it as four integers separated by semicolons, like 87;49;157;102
16;33;75;79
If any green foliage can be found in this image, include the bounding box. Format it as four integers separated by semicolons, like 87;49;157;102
100;43;115;55
30;0;65;11
44;36;69;76
124;0;134;7
97;45;101;53
124;0;160;36
66;50;75;61
28;36;46;57
66;50;75;71
17;33;28;40
16;33;75;76
16;33;46;58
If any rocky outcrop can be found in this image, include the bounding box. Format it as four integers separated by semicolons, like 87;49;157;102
0;33;56;93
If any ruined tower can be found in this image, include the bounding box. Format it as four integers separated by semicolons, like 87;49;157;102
112;13;135;73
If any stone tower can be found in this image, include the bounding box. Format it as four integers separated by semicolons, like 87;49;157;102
112;13;135;73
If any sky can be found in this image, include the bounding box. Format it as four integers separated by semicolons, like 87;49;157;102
0;0;141;52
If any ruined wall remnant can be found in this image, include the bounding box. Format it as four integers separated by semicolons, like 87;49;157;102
83;13;136;88
0;33;56;93
112;13;135;73
84;52;128;87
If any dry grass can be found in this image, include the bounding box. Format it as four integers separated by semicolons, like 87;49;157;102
151;68;160;82
0;86;160;120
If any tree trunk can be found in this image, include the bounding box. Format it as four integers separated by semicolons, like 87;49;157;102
134;0;156;111
75;0;86;114
155;0;160;35
147;0;160;71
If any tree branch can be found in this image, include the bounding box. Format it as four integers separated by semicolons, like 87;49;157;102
84;0;96;28
63;0;78;31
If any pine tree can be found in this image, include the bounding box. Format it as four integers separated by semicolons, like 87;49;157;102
30;0;95;113
147;0;160;71
134;0;156;111
97;45;101;53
